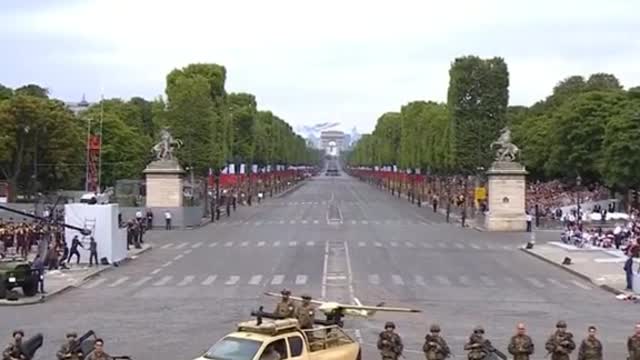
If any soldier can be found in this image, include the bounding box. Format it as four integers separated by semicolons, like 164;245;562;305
274;289;296;318
423;324;451;360
295;294;315;329
85;338;111;360
464;326;489;360
545;321;576;360
577;326;602;360
2;330;26;360
628;323;640;360
56;332;83;360
377;321;403;360
508;322;534;360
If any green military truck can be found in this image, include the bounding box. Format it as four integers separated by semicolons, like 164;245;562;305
0;258;39;299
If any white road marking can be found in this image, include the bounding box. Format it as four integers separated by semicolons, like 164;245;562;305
224;241;233;247
249;275;263;285
392;274;405;285
225;276;240;285
209;242;218;247
368;274;380;285
375;242;383;247
257;241;265;247
480;276;496;286
435;276;451;285
351;220;357;224
150;268;162;275
362;220;368;225
423;243;433;248
290;220;296;224
273;241;281;247
548;278;568;289
161;243;173;249
271;275;285;285
438;242;447;248
504;276;515;283
374;220;380;225
279;220;285;224
108;277;129;287
191;242;203;249
183;249;193;254
153;276;173;286
470;244;481;249
130;277;152;287
175;242;188;249
459;275;471;285
173;254;183;260
405;242;415;248
306;241;314;246
296;275;308;285
526;277;545;288
202;275;217;285
178;275;195;286
455;243;465;249
571;279;592;290
358;241;366;247
390;242;398;247
82;278;107;289
289;241;297;247
321;241;329;299
313;220;319;224
254;221;263;226
161;261;173;267
415;275;426;286
241;241;249;247
301;220;308;224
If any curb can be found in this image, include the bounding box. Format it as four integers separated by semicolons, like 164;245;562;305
520;247;625;296
274;180;307;198
0;245;153;306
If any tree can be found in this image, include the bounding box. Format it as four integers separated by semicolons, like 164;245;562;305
15;84;49;98
227;93;257;166
599;106;640;191
586;73;623;91
372;112;401;166
447;56;509;172
0;84;12;101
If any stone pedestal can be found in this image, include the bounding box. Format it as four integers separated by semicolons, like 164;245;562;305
484;161;528;231
143;160;185;208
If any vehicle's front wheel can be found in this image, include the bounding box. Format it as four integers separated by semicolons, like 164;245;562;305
22;275;38;297
0;281;6;299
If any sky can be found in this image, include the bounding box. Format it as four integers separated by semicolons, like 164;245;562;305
1;0;639;134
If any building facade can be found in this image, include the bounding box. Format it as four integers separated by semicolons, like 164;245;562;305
320;130;345;156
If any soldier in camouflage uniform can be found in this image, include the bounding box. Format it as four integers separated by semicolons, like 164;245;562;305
423;324;451;360
628;323;640;360
377;322;403;360
85;338;111;360
577;326;602;360
2;330;26;360
295;294;315;329
508;323;534;360
274;289;296;318
545;321;576;360
56;332;83;360
464;326;490;360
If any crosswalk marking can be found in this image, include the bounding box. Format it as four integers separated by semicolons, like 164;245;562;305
423;243;433;249
202;275;217;285
209;242;218;247
455;243;464;249
241;241;249;247
351;220;357;224
459;276;471;285
374;221;380;224
435;276;451;285
306;241;314;246
178;275;195;286
375;242;383;247
274;241;281;247
150;268;162;275
249;275;263;285
271;275;284;285
415;275;426;286
526;277;545;288
289;241;297;247
390;242;398;247
358;241;366;247
290;220;296;224
108;277;129;287
224;242;233;247
369;274;380;285
161;243;173;249
131;277;152;287
257;241;265;247
173;254;183;260
83;278;107;289
279;220;285;224
295;275;308;285
192;242;203;249
153;276;173;286
175;242;188;249
225;276;239;285
313;220;319;224
480;276;495;286
392;275;405;285
547;278;568;289
470;244;481;249
405;242;415;248
362;220;368;224
302;220;308;224
255;221;263;226
570;279;592;290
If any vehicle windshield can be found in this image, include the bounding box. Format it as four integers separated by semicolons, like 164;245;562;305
203;337;263;360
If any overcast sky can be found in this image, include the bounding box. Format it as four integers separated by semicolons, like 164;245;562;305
1;0;638;134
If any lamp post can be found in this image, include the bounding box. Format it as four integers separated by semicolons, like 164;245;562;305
576;174;582;223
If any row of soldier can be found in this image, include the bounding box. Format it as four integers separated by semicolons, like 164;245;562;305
377;321;640;360
3;330;112;360
273;289;316;329
0;220;53;258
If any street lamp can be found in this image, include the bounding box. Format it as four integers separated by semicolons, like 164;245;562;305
576;174;582;223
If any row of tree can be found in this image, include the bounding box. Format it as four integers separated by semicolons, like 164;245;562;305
347;55;640;193
0;63;321;200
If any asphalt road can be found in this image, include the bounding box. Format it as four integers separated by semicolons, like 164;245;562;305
0;174;634;360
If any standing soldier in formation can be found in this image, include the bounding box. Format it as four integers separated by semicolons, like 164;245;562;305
423;324;451;359
295;295;315;329
628;323;640;360
56;332;83;360
274;289;296;318
2;330;26;360
508;323;534;360
377;322;403;360
577;326;602;360
545;321;576;360
464;326;490;360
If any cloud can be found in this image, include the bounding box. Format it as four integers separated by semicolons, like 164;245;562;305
1;0;639;133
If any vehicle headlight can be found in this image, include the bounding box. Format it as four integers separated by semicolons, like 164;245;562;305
8;277;16;283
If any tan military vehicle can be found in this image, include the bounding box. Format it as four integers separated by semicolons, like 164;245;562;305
192;318;361;360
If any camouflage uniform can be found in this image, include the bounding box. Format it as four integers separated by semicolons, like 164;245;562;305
628;334;640;360
464;327;489;360
274;289;296;318
295;295;315;329
423;324;450;360
3;330;25;360
377;322;403;360
545;321;575;360
56;333;83;360
85;350;112;360
508;333;534;360
577;336;602;360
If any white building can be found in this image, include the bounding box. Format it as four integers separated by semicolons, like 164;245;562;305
320;130;345;156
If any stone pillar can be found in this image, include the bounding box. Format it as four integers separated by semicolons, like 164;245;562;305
143;160;185;208
484;161;528;231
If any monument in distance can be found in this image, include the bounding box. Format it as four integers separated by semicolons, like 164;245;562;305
484;127;528;231
143;128;185;207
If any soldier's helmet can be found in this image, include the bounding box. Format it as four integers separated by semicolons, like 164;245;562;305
430;324;441;332
12;330;24;337
556;321;567;328
66;332;77;338
473;326;485;334
385;321;396;329
281;289;291;296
